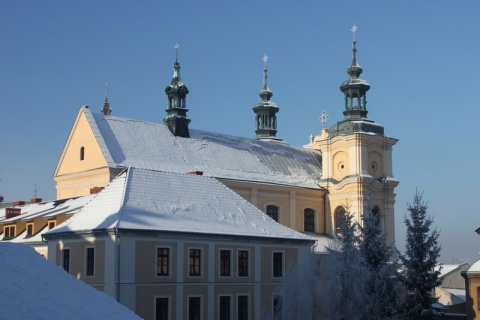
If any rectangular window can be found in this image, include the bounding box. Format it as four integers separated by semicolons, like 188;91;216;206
237;295;249;320
273;252;283;278
220;250;231;276
157;248;170;276
26;223;34;236
62;248;71;273
238;250;249;277
48;221;56;230
155;297;169;320
189;249;201;276
188;296;201;320
219;296;231;320
4;226;15;238
85;247;95;276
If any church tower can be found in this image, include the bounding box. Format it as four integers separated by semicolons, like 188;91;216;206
164;43;191;138
305;25;399;245
253;54;280;140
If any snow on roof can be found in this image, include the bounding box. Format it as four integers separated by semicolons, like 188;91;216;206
0;195;95;223
10;226;47;244
47;167;313;242
444;288;466;302
436;264;462;277
466;258;480;273
85;107;322;189
0;242;140;320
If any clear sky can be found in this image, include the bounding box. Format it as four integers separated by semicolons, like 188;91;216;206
1;1;479;263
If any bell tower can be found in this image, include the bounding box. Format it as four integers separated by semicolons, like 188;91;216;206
305;25;399;245
253;54;280;140
164;43;191;138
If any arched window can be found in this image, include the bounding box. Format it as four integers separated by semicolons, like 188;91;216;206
266;205;279;222
334;206;347;235
80;146;85;161
304;208;315;232
372;206;381;226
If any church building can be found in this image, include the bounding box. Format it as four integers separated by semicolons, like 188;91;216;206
1;26;399;319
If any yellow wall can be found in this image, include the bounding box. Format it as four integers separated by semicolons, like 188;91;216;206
54;108;110;199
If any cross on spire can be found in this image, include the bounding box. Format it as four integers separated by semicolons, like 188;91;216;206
263;54;268;69
351;23;358;41
319;111;329;128
175;42;180;62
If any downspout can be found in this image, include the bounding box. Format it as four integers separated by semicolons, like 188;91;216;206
323;189;329;234
115;228;120;302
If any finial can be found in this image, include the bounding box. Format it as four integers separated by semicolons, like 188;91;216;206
101;82;112;116
319;111;329;129
262;54;269;89
175;42;180;62
105;82;109;101
351;23;358;41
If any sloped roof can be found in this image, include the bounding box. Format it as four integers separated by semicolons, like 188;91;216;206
46;167;313;242
0;243;140;320
0;195;95;223
82;106;322;189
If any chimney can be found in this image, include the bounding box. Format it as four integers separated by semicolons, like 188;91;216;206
5;208;21;219
90;187;104;194
13;200;25;206
187;171;203;176
30;198;42;204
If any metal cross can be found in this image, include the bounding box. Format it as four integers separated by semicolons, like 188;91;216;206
351;23;358;41
175;43;180;61
319;111;329;128
263;54;268;68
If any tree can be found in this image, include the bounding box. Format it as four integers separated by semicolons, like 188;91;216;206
399;191;442;320
358;204;400;320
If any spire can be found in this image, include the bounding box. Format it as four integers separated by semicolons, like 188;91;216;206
164;43;191;138
100;82;112;116
339;23;370;120
253;54;280;140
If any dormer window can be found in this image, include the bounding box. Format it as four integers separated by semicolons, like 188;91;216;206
80;147;85;161
26;223;34;236
48;221;56;230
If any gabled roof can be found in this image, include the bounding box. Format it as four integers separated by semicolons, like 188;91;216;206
81;106;322;189
46;167;313;242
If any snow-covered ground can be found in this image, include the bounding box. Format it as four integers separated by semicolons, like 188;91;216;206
0;242;140;320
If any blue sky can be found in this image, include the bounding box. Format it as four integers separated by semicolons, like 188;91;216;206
1;1;479;263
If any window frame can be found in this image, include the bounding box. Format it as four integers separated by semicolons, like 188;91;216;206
85;246;95;277
303;208;315;232
265;204;280;223
334;206;347;235
188;295;202;320
26;223;34;236
218;295;232;320
48;221;56;230
272;251;284;278
237;294;250;320
188;248;202;277
4;225;15;238
237;249;250;278
156;246;171;277
154;295;171;320
219;249;232;277
62;247;71;273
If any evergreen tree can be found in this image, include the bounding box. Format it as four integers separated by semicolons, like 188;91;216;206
322;212;370;320
359;204;399;319
399;191;442;320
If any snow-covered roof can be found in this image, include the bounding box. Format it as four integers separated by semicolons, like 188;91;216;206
436;264;462;277
0;243;140;320
466;258;480;273
444;288;466;302
84;106;322;189
46;167;314;242
0;195;94;223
